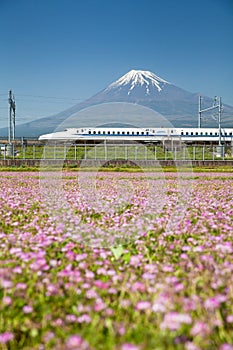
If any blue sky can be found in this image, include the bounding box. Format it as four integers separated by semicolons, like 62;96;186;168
0;0;232;128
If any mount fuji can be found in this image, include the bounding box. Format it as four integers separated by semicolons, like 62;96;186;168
1;69;232;137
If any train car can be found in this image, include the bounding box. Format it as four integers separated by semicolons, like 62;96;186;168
38;127;233;144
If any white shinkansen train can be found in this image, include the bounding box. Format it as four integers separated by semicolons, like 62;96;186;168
38;127;233;144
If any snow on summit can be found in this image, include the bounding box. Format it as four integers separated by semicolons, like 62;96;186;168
107;69;170;95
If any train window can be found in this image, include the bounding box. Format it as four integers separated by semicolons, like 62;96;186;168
93;131;96;134
103;131;105;135
108;131;111;134
205;132;208;135
181;132;184;135
132;131;134;135
88;131;91;134
122;131;125;135
127;131;130;135
191;132;193;135
215;132;218;136
196;132;198;135
230;132;232;136
137;131;139;135
186;132;189;135
210;132;212;136
113;131;115;135
117;131;120;135
141;132;144;135
146;132;149;135
200;132;203;135
225;132;227;136
98;131;101;134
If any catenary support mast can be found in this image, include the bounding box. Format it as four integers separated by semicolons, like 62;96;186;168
8;90;16;143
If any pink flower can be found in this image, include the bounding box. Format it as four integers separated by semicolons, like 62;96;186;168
86;289;98;299
204;295;226;310
85;270;95;279
65;314;77;323
152;302;166;313
2;296;12;306
130;255;142;266
0;332;14;343
185;342;201;350
131;282;146;292
191;321;209;337
12;266;22;274
0;280;12;289
16;282;27;290
220;345;233;350
226;315;233;323
51;318;64;327
160;312;192;331
76;314;91;323
121;343;140;350
66;335;89;349
94;298;106;312
135;301;151;311
23;305;33;314
43;331;55;342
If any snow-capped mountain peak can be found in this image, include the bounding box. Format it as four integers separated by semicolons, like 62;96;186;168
106;69;170;95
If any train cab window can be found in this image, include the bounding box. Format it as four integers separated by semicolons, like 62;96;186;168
186;132;189;135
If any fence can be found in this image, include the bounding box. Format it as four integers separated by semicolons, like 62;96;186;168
1;142;233;162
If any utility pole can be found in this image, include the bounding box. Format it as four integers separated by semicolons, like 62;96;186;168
7;90;16;156
198;95;223;157
218;96;222;146
198;95;202;128
8;90;16;143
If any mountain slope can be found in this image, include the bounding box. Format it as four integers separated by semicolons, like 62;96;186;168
1;69;232;137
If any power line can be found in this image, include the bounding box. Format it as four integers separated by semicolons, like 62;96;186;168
17;94;84;101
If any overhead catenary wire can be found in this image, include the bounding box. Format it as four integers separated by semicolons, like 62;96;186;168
17;94;84;101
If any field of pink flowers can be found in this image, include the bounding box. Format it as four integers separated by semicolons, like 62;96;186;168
0;171;233;350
